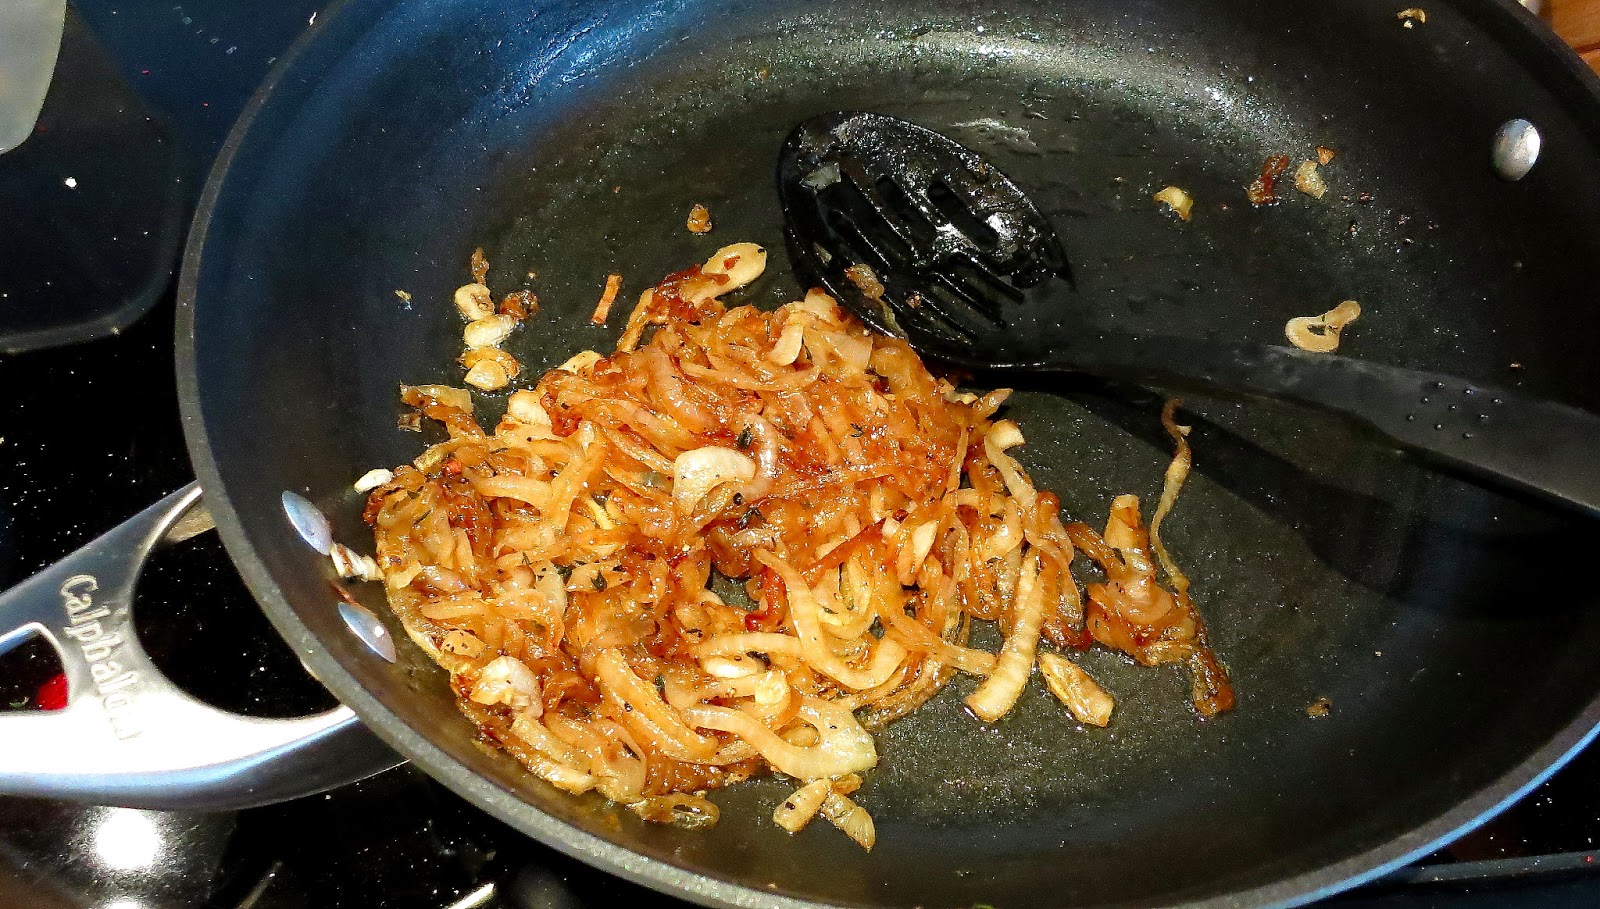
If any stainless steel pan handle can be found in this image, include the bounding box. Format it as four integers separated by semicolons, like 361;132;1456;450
0;482;402;809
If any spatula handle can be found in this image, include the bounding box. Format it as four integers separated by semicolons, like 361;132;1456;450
1037;335;1600;516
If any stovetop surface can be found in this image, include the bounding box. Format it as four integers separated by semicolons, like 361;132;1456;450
3;3;1600;907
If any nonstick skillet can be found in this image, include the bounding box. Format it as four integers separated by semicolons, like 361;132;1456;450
5;0;1600;906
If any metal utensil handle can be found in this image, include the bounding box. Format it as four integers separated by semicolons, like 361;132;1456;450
1041;334;1600;516
0;482;401;809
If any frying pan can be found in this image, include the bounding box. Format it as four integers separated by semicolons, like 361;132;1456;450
4;0;1600;905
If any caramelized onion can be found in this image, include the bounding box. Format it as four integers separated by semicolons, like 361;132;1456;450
684;699;877;780
686;204;713;235
1285;300;1361;353
1153;185;1194;221
372;244;1235;848
965;551;1045;722
773;779;832;832
758;551;907;691
591;274;623;325
1246;154;1291;206
1038;652;1114;727
673;446;757;516
594;649;719;762
821;791;876;850
1149;399;1193;595
1292;160;1327;199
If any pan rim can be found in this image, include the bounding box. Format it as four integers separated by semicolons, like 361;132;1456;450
173;0;1600;906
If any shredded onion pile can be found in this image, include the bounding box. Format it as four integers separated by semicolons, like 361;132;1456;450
361;243;1233;847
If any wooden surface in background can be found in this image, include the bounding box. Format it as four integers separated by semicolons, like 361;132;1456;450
1549;0;1600;69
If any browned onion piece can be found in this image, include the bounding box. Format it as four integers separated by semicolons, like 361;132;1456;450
965;551;1045;723
821;791;876;851
1038;652;1114;727
682;699;877;780
1148;399;1193;596
591;274;623;325
773;779;832;833
1153;185;1194;221
1285;300;1361;353
632;793;719;828
687;204;713;235
1292;160;1327;199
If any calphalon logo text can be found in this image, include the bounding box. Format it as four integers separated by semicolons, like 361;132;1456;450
59;574;142;739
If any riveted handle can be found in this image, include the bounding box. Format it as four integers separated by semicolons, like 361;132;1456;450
0;482;402;810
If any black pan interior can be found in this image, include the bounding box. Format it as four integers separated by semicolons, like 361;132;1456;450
180;0;1600;905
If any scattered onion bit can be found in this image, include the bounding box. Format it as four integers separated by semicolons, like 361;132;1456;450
461;346;521;377
1246;154;1291;206
965;550;1045;722
462;347;521;391
1292;160;1328;200
455;283;495;321
354;468;395;493
500;290;537;321
394;289;412;304
558;350;603;373
591;274;623;325
687;203;713;234
330;542;383;582
773;779;832;833
463;314;518;349
820;790;876;851
1149;399;1193;599
1316;146;1336;166
1152;186;1194;222
1397;7;1426;26
698;243;766;299
453;249;526;392
632;793;720;829
1068;402;1235;718
1038;652;1115;727
1285;300;1362;353
401;383;473;413
843;263;886;301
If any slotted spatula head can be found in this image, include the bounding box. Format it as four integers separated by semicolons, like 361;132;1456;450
778;111;1072;365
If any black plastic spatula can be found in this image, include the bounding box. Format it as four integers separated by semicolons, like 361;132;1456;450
777;111;1600;516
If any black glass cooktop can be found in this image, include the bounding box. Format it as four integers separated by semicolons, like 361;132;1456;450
3;3;1600;908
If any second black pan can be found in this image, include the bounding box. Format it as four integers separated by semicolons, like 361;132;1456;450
177;0;1600;905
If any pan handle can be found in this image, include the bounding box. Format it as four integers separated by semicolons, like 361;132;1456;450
0;482;403;810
